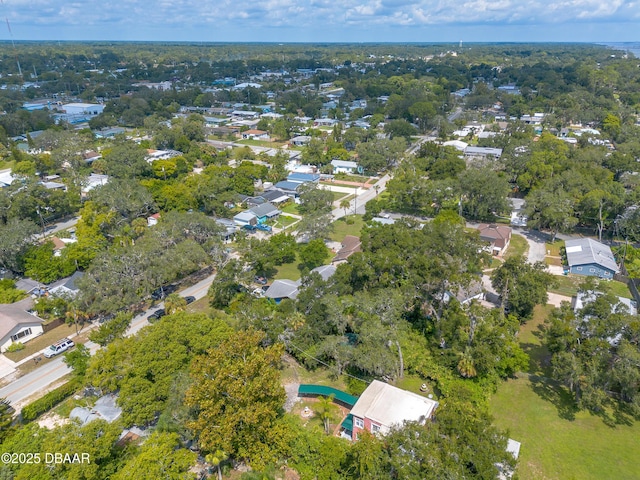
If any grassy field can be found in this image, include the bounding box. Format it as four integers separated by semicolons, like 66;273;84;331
274;256;302;281
545;240;564;257
505;233;529;259
490;304;640;480
281;203;300;215
548;275;632;299
329;215;365;242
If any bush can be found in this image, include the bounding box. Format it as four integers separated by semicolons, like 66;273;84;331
5;342;24;353
21;379;81;422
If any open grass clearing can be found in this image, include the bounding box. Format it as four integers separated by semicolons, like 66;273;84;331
545;240;564;257
490;374;640;480
281;203;300;215
505;233;529;259
329;215;365;242
274;255;302;281
548;275;632;299
490;303;640;480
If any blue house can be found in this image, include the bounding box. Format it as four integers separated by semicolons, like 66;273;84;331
565;238;619;279
248;202;281;224
287;172;320;184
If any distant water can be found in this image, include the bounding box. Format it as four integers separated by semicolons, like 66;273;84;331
598;42;640;58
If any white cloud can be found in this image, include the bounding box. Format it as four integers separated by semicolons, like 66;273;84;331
1;0;638;39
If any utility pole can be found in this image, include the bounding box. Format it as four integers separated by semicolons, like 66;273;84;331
36;207;46;238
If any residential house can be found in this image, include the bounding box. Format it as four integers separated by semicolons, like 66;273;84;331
215;218;237;241
287;172;320;184
82;151;102;163
49;271;84;298
464;146;503;161
81;173;109;195
477;224;512;256
308;265;337;281
332;235;362;264
330;160;359;174
248;202;281;224
147;213;161;227
565;238;619;279
233;211;258;227
443;279;485;305
313;118;338;127
264;279;301;303
0;298;44;352
241;129;270;141
260;189;290;205
290;135;312;146
572;291;637;316
273;181;304;200
348;380;438;441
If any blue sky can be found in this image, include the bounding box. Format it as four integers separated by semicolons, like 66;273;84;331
1;0;638;42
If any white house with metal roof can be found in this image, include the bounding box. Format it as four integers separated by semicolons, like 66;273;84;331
348;380;438;441
564;238;619;279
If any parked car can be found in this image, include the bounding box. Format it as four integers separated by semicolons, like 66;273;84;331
256;224;272;232
254;276;267;285
184;296;196;304
151;284;177;300
43;338;75;358
148;308;166;322
242;224;256;232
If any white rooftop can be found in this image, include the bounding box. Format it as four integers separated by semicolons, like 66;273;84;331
350;380;438;432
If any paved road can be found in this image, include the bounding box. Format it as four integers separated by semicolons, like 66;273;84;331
331;174;391;219
447;106;463;122
0;273;216;412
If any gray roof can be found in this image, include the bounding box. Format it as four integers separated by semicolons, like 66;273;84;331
233;211;257;222
0;297;43;341
70;394;121;426
249;202;281;218
310;265;337;281
565;238;619;273
264;279;301;300
261;189;290;203
274;181;303;192
49;271;84;296
464;146;503;158
331;159;358;169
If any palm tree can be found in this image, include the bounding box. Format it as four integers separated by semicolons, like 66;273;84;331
65;302;89;334
457;348;477;378
340;198;351;218
315;394;340;434
205;449;228;480
164;293;187;315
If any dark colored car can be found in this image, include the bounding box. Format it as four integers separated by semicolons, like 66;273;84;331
256;224;272;232
151;284;177;300
184;296;196;304
148;308;166;322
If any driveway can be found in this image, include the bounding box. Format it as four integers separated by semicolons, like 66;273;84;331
515;228;548;264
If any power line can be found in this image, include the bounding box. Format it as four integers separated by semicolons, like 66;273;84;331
283;338;371;385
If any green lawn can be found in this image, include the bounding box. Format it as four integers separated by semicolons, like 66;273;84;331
545;240;564;257
491;375;640;480
274;256;302;281
273;215;299;229
281;203;300;215
490;303;640;480
548;275;632;299
329;216;365;242
505;233;529;259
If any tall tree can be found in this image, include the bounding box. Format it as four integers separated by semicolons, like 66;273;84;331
186;329;286;467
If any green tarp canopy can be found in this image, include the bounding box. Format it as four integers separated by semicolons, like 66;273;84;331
297;384;359;408
341;414;353;431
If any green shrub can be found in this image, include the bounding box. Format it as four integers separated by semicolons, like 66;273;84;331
5;342;24;353
21;379;81;422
